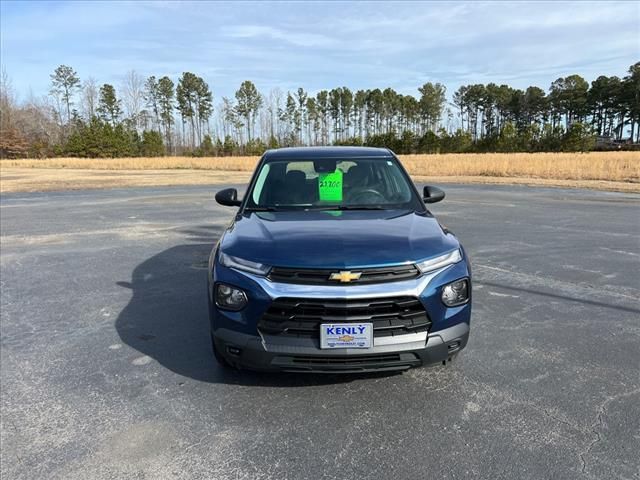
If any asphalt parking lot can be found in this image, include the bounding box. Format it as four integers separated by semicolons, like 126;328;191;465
1;184;639;480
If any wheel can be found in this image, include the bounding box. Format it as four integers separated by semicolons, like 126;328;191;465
211;333;233;369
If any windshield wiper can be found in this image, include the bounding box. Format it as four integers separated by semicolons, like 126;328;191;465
244;206;279;212
245;205;314;212
303;205;387;211
337;205;386;210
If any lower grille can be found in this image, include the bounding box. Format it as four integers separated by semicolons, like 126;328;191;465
258;296;431;339
273;352;421;371
291;354;402;365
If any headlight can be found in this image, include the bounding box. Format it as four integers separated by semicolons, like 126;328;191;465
416;249;462;274
219;251;271;276
215;283;248;311
441;279;469;307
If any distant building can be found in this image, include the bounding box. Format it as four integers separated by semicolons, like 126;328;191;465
595;135;615;147
594;135;639;150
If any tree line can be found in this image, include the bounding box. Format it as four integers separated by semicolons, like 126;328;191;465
0;62;638;158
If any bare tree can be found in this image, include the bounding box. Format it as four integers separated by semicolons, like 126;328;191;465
267;88;283;142
1;72;60;158
0;69;27;157
1;68;16;131
18;93;60;155
81;77;98;120
121;70;145;131
221;97;244;143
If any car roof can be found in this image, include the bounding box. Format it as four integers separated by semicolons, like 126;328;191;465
263;146;394;160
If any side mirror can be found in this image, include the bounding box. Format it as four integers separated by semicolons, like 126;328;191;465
423;185;445;204
215;188;242;207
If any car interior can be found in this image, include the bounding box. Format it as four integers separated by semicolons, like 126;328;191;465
257;160;411;206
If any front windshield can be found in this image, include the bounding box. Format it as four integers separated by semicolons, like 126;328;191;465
245;157;422;211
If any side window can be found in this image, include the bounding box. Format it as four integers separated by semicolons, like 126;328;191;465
252;163;271;204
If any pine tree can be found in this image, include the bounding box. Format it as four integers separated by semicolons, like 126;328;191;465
97;84;122;126
49;65;81;125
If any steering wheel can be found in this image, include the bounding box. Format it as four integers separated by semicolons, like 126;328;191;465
350;189;386;204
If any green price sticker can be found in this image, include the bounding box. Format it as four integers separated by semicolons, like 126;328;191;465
318;170;343;202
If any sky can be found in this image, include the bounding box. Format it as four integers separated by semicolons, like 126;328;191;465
1;0;639;102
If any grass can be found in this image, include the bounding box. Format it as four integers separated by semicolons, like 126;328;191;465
3;151;639;181
402;151;639;182
1;156;260;171
1;151;639;193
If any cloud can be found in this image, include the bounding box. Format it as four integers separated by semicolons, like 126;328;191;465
1;0;637;101
222;25;336;48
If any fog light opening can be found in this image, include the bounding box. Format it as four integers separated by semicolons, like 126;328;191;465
447;341;461;353
226;346;241;356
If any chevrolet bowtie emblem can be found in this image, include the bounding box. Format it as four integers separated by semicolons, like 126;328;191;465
329;271;362;283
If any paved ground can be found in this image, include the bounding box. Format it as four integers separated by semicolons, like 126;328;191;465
1;184;639;480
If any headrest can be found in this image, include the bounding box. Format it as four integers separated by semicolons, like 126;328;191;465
345;165;367;183
285;170;306;183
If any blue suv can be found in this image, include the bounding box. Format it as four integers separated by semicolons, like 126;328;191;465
208;147;471;372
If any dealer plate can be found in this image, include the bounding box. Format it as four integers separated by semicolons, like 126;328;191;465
320;323;373;349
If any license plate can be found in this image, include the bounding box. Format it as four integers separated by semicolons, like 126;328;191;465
320;323;373;349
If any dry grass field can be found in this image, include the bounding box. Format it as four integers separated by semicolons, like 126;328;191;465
1;151;639;193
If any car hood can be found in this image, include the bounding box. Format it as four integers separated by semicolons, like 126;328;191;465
219;209;459;269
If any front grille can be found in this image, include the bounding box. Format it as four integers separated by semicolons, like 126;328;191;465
258;296;431;339
268;264;420;285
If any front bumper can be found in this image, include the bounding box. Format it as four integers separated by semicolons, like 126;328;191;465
212;322;469;372
208;250;472;372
